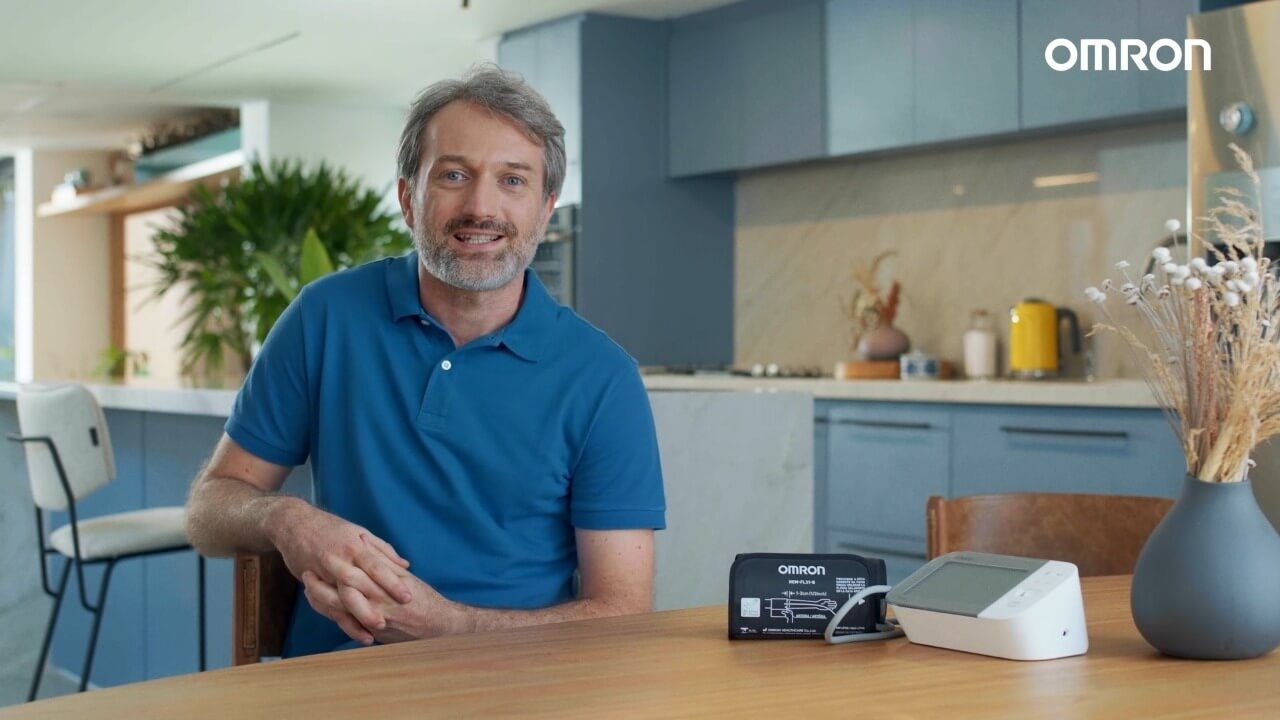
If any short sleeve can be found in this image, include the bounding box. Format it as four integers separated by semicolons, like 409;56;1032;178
569;365;666;530
224;291;313;467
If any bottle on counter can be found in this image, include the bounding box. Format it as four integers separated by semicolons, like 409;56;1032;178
963;309;998;380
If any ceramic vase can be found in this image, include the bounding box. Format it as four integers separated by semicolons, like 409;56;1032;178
1130;474;1280;659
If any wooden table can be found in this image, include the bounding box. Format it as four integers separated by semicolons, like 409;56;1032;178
5;576;1277;719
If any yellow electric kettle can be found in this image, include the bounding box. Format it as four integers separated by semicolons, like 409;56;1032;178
1009;299;1081;379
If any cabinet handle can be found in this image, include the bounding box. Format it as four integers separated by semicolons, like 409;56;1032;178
829;419;933;431
998;425;1129;440
836;541;920;557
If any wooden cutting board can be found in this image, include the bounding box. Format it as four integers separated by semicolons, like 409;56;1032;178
835;360;900;380
835;360;955;380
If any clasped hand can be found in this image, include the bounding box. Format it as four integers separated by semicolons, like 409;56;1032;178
301;554;464;646
273;502;463;646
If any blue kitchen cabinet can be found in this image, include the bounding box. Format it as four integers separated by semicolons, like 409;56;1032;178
815;400;1185;580
669;0;825;175
1138;0;1200;113
1020;0;1142;128
739;1;825;168
667;15;743;176
825;0;915;155
914;0;1019;144
827;0;1017;154
950;404;1185;497
825;528;926;585
822;403;951;553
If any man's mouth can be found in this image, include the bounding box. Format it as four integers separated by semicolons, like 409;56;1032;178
453;232;504;245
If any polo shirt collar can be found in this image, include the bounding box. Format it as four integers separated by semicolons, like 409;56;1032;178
386;251;557;362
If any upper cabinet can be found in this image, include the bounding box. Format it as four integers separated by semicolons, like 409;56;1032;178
827;0;1018;155
668;0;824;177
1138;0;1200;113
739;2;825;168
825;0;914;155
671;0;1197;176
667;17;744;176
1020;0;1142;128
913;0;1019;144
1020;0;1196;129
498;17;583;205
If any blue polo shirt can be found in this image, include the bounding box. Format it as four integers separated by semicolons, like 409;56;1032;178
225;251;666;657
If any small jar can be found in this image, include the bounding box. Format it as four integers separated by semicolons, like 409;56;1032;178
900;351;940;381
963;309;998;380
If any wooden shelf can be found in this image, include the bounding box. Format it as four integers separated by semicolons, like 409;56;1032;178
37;150;243;218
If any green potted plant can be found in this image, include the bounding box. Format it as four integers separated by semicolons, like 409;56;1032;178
147;157;411;385
91;346;150;381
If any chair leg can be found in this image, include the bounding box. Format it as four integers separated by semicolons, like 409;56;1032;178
78;560;116;692
197;554;207;672
27;561;71;703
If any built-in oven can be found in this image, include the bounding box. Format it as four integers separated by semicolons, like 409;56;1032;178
531;204;577;307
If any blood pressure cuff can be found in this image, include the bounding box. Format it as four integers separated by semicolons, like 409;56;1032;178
729;553;887;639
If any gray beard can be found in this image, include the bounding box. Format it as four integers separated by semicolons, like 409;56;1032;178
415;226;540;292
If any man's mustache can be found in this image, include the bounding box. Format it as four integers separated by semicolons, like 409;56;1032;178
443;217;518;237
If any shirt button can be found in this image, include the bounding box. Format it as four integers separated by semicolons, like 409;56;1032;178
441;360;452;371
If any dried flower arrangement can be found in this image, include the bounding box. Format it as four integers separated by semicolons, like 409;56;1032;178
843;251;901;352
1086;145;1273;483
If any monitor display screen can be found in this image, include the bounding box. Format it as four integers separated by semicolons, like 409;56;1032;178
898;561;1030;615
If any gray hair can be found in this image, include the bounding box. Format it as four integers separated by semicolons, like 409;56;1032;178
397;64;565;201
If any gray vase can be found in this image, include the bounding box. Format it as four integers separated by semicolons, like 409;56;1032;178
1131;474;1280;659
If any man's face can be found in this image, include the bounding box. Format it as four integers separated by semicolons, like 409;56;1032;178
400;101;555;293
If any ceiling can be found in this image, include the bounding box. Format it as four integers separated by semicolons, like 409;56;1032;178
0;0;738;149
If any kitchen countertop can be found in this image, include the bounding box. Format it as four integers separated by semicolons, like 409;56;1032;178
0;375;1160;417
641;374;1159;408
0;380;239;417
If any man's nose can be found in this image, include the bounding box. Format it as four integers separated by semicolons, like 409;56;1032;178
459;176;501;218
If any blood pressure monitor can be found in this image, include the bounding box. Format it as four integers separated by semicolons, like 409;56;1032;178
885;551;1088;661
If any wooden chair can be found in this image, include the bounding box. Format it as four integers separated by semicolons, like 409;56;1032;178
233;551;297;665
926;493;1174;577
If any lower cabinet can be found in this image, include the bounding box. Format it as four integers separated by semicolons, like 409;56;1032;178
815;399;1184;583
950;405;1185;497
824;404;951;547
823;528;926;585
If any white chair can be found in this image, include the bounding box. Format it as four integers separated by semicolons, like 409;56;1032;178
9;384;205;701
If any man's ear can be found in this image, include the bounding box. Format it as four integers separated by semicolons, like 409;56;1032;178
398;177;414;228
542;192;558;224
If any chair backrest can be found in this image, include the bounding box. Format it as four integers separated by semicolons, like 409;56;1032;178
233;551;297;665
926;493;1174;577
16;384;116;511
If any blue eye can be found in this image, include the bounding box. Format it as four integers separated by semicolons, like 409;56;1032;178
444;170;465;181
504;176;525;186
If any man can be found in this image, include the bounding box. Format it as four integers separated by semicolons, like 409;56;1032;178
185;66;666;656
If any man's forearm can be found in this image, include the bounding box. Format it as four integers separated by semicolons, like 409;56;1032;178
383;594;649;641
186;474;303;557
465;596;648;633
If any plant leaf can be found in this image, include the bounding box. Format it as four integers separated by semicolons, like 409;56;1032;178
254;251;297;302
299;228;335;287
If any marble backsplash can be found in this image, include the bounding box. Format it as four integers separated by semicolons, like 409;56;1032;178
735;121;1187;379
